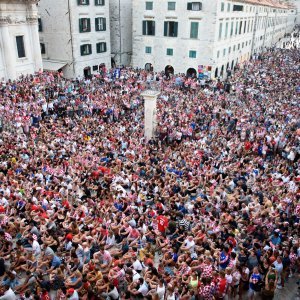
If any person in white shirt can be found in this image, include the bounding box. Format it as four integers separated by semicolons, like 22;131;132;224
181;236;195;254
132;258;143;272
66;288;79;300
0;285;16;300
30;237;41;258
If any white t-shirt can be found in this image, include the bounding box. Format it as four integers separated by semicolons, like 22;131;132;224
184;239;195;253
133;259;143;271
68;291;79;300
32;240;41;256
138;283;149;296
157;285;166;300
0;288;17;300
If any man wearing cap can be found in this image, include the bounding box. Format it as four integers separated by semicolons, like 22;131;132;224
66;288;79;300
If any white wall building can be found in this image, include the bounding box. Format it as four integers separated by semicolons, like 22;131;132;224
0;0;42;80
132;0;297;78
38;0;111;78
109;0;132;66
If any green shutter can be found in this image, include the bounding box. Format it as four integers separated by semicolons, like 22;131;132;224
95;18;99;31
103;18;106;31
79;19;83;32
164;22;168;36
187;3;192;10
89;44;92;54
104;43;107;52
152;21;155;35
143;21;146;35
190;22;198;38
174;22;178;37
96;43;99;53
80;45;84;55
87;19;91;32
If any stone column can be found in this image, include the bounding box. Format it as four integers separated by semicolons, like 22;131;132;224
0;17;15;79
27;15;43;73
141;90;160;142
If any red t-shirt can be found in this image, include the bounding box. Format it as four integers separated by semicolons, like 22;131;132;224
157;215;168;232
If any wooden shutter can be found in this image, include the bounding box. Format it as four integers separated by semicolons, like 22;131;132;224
104;42;107;52
79;19;83;32
174;22;178;37
88;44;92;54
164;21;168;36
87;19;91;32
151;21;155;35
187;3;192;10
142;21;146;35
103;18;106;31
95;18;99;31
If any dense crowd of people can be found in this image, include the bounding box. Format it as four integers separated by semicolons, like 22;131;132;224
0;34;299;300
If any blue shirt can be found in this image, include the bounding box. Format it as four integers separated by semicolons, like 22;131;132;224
51;255;61;268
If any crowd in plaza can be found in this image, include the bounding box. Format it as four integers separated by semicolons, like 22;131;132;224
0;32;299;300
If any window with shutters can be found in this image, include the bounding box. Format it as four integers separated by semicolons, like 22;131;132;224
95;0;104;5
40;43;46;55
80;44;92;56
78;0;89;5
95;17;106;31
79;18;91;33
96;42;107;53
233;5;243;11
38;18;43;32
145;1;153;10
230;21;234;37
187;2;202;11
221;2;224;11
190;22;199;39
93;65;98;71
189;50;196;58
16;36;26;58
166;48;173;56
225;22;228;38
164;21;178;37
142;20;155;36
168;2;176;10
145;46;152;54
218;22;223;40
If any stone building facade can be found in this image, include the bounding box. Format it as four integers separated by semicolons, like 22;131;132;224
0;0;42;80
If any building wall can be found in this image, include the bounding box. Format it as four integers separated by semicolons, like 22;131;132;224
110;0;132;66
38;0;73;77
132;0;296;78
38;0;111;78
0;1;42;80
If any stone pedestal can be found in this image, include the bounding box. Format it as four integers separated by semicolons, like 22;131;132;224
141;90;160;142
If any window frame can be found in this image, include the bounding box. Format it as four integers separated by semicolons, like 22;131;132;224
78;0;89;5
96;42;107;53
168;1;176;10
79;18;91;33
189;50;197;58
40;43;46;55
142;20;155;36
95;0;105;5
190;21;199;39
80;44;92;56
145;1;153;10
16;35;26;58
187;2;202;11
145;46;152;54
166;48;173;56
95;17;106;31
164;21;178;37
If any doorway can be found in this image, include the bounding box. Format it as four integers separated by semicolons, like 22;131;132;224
83;66;91;78
165;65;174;76
145;63;153;71
186;68;197;78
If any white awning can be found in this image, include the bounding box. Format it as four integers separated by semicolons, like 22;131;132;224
42;60;68;71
